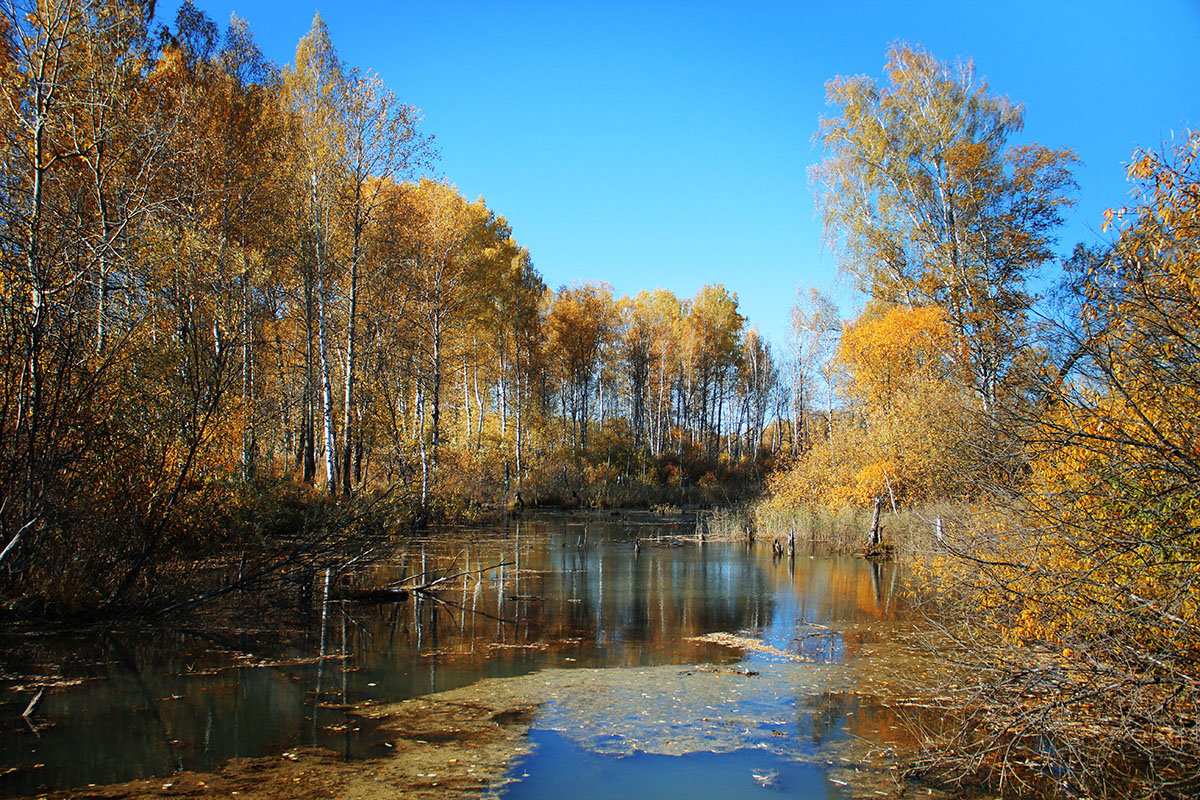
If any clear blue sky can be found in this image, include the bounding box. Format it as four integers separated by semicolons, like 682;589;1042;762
165;0;1198;346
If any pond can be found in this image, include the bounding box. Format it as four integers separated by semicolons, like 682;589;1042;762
0;513;914;799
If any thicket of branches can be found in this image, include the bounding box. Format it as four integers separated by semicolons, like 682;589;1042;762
911;131;1200;800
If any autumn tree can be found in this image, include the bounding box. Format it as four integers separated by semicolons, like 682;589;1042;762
282;13;344;494
735;327;776;460
487;243;543;484
812;43;1076;414
60;0;166;357
335;67;430;495
629;288;683;456
618;294;653;450
0;0;98;576
390;179;505;512
680;284;743;454
544;281;617;453
837;302;962;503
93;3;281;607
789;287;841;455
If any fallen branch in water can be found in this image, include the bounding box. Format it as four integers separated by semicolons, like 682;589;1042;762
156;492;396;617
336;558;516;605
22;688;44;719
394;558;515;595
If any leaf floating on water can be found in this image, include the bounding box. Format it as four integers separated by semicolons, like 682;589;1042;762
751;769;780;787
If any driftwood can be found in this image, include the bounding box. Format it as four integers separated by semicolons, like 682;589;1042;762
155;494;396;617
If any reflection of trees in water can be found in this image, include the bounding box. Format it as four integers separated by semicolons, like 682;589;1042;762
0;518;912;794
0;626;321;795
799;690;854;745
375;521;778;666
342;520;911;672
844;698;918;747
757;549;905;624
794;690;921;754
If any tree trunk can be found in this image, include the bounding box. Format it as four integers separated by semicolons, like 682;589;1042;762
95;177;112;356
241;257;256;481
341;244;360;496
302;272;317;483
313;174;337;496
867;497;882;550
429;312;442;508
417;378;428;511
316;256;337;495
473;344;485;449
515;362;524;482
462;360;472;442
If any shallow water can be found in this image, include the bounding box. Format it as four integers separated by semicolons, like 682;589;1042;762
0;514;909;797
496;728;848;800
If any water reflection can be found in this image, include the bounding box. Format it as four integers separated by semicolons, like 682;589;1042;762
0;515;906;796
498;729;848;800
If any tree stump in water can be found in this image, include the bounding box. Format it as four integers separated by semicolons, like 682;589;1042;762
865;497;883;556
869;498;881;545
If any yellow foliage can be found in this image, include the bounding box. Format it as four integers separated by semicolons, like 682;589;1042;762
838;303;950;409
851;459;896;506
959;132;1200;658
767;301;974;511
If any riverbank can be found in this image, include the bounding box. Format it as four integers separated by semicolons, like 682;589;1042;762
701;500;964;556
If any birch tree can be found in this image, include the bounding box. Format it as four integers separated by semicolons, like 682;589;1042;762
812;43;1076;413
283;14;344;495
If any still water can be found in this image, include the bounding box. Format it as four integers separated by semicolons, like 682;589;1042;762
0;514;908;798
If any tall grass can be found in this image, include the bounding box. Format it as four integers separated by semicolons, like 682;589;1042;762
704;499;959;555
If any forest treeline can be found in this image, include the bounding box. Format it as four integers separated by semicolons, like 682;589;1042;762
757;44;1200;799
0;2;791;613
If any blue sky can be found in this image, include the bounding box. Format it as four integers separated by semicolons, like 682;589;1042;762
165;0;1199;346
